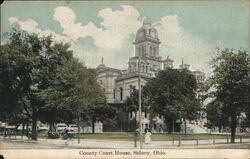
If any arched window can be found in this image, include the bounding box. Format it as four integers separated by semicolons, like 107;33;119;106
146;66;148;73
143;65;145;72
129;65;132;72
120;87;123;101
153;47;156;56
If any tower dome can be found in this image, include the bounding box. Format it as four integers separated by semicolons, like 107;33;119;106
143;17;151;26
134;17;160;44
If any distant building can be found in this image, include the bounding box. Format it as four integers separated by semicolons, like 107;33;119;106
96;17;206;133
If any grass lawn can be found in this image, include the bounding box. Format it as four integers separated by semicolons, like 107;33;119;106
76;132;250;141
12;131;250;141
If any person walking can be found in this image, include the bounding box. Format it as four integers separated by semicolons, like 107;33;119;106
144;129;152;144
63;129;69;145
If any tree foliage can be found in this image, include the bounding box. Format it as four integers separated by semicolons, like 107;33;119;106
144;68;201;134
206;99;229;132
208;48;250;142
0;29;106;139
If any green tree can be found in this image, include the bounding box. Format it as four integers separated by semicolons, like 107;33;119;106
39;59;107;135
124;86;154;132
144;68;201;134
208;49;250;143
86;102;115;133
206;99;229;133
1;29;106;140
0;30;47;140
123;88;138;132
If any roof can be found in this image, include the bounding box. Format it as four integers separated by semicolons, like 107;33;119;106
96;64;121;73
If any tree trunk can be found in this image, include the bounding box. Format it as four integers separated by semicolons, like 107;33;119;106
21;122;25;140
120;123;123;132
134;111;137;130
230;114;237;143
25;122;29;136
15;125;18;139
167;117;173;134
219;125;222;133
92;117;95;134
49;122;55;132
77;110;80;144
31;107;38;140
184;119;187;135
172;118;175;134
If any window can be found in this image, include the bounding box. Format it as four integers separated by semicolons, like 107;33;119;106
143;65;145;72
120;87;123;101
113;89;115;99
103;88;105;92
149;29;151;36
130;112;133;118
153;47;156;56
146;66;148;73
142;47;144;56
150;46;152;56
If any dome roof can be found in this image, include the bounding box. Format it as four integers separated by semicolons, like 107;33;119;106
143;17;151;26
135;17;159;43
163;56;174;62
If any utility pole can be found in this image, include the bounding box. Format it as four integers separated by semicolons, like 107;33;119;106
138;53;143;149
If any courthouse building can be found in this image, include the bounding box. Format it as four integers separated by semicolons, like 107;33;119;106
96;17;206;133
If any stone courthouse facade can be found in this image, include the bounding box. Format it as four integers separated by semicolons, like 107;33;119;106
96;17;205;132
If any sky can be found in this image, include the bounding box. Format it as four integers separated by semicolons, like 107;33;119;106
1;0;249;76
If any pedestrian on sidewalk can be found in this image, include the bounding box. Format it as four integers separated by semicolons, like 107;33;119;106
63;129;69;145
145;129;152;144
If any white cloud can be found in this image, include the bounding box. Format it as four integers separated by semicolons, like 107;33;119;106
53;7;76;28
53;6;89;42
98;5;141;37
154;15;213;75
53;5;141;49
8;17;18;24
8;6;214;75
9;17;40;34
71;43;118;68
8;17;71;44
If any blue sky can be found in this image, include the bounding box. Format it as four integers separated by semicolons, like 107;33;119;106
1;0;249;75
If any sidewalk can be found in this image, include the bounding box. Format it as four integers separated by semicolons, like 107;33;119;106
1;136;249;149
